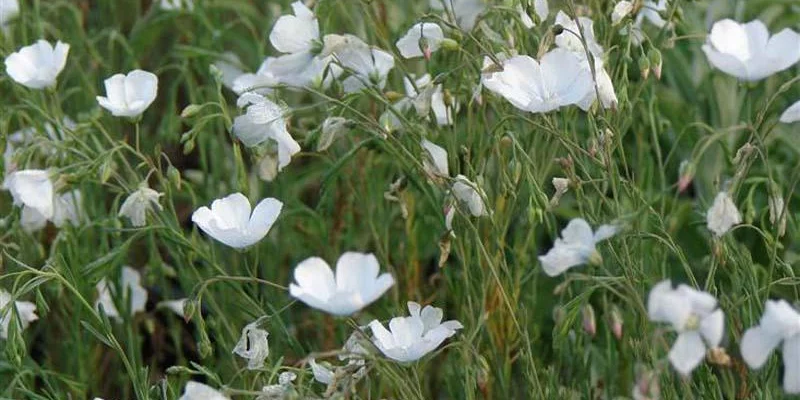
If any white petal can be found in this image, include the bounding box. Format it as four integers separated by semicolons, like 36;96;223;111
269;2;319;54
246;197;282;243
740;325;781;369
309;358;335;384
179;381;229;400
780;100;800;123
783;336;800;394
699;309;725;347
706;191;741;236
421;139;449;177
396;22;444;59
668;331;706;375
289;257;336;307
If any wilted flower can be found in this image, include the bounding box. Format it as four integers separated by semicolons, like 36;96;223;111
768;194;788;237
451;175;488;217
780;100;800;123
549;177;570;207
538;218;617;276
94;266;148;321
328;34;394;93
740;300;800;393
158;298;187;318
4;40;69;89
0;289;38;339
309;358;335;384
429;0;485;31
396;22;444;59
233;320;270;370
481;48;594;113
118;185;163;227
318;116;349;151
179;382;228;400
289;252;395;316
96;70;159;118
706;191;741;237
368;301;463;362
421;139;449;178
647;280;724;375
702;19;800;81
258;372;297;399
191;193;283;249
612;1;633;25
232;92;300;170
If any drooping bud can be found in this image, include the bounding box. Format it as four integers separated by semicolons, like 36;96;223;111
582;304;597;337
610;305;623;340
648;48;663;80
440;38;459;51
180;104;202;119
639;56;651;80
677;160;694;193
551;24;564;36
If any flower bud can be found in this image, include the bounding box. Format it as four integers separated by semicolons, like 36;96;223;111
610;306;623;340
677;160;694;193
639;56;651;79
551;24;564;36
181;104;202;118
582;304;597;337
648;48;663;80
441;38;459;50
167;165;181;190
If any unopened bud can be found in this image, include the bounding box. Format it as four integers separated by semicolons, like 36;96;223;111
582;304;597;337
167;165;181;190
181;104;202;119
441;38;459;51
551;24;564;36
648;48;663;80
639;56;651;80
610;306;623;340
678;160;694;193
384;91;404;102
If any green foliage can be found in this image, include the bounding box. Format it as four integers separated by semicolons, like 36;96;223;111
1;0;800;399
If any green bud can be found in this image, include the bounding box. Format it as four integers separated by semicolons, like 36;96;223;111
647;48;663;79
167;165;181;190
181;104;203;119
440;38;459;51
551;24;564;36
638;56;651;79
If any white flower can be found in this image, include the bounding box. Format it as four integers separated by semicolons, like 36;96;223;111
160;0;193;10
702;19;800;81
538;218;616;276
4;40;69;89
96;70;159;117
740;300;800;393
119;185;163;227
289;252;395;316
233;320;270;370
231;58;278;95
706;191;741;237
647;280;724;375
421;139;449;177
554;11;604;58
554;12;618;110
368;301;463;362
481;48;593;113
517;0;548;28
328;35;394;93
2;170;81;232
191;193;283;249
3;169;55;221
780;100;800;123
179;382;229;400
451;175;488;217
94;266;148;321
0;289;38;339
624;0;669;45
232;93;300;170
612;1;633;25
213;52;245;90
429;0;485;31
265;1;334;89
396;23;444;59
0;0;19;29
405;74;454;125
